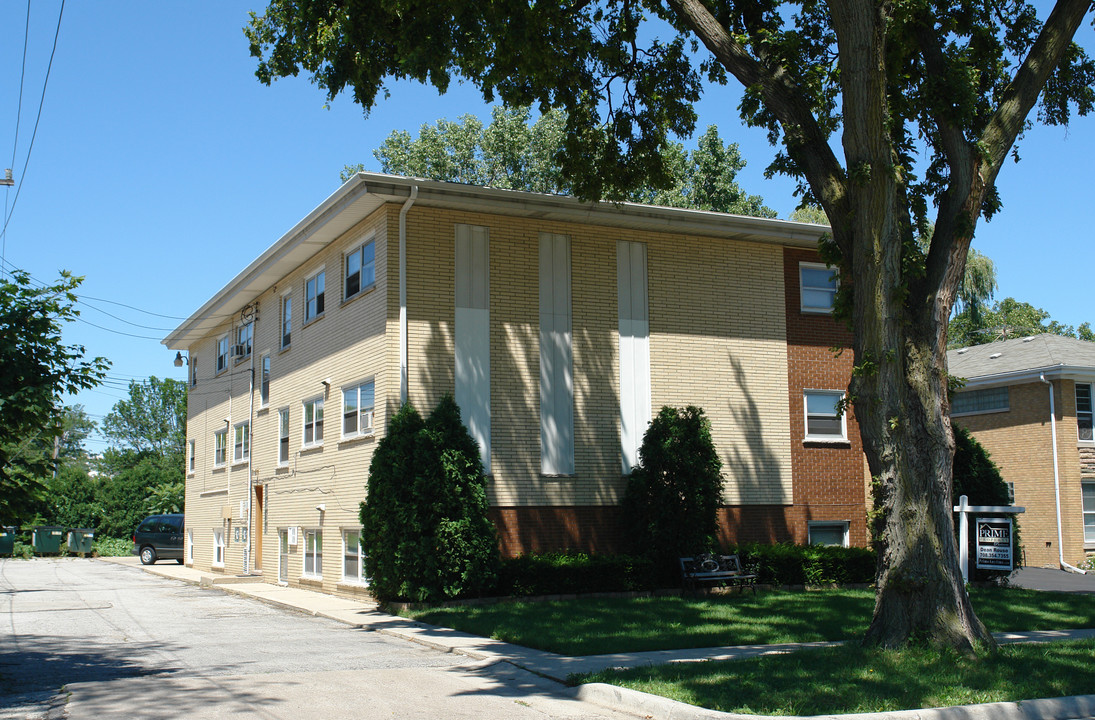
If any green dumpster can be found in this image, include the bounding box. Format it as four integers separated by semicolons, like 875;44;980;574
32;526;65;555
68;528;95;554
0;526;15;556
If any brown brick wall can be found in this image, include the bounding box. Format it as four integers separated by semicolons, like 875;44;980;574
781;248;869;547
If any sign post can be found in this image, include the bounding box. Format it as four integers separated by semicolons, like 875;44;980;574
953;494;1025;582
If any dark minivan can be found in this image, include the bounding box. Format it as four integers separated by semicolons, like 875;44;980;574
132;513;185;565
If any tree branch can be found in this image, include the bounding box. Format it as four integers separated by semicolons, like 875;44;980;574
662;0;850;249
980;0;1093;184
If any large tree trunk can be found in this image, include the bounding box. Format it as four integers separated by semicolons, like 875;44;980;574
847;211;994;653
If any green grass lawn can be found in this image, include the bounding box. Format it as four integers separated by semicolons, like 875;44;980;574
579;639;1095;716
401;587;1095;656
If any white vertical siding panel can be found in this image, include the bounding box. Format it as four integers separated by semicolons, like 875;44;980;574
455;224;491;472
618;240;651;473
539;233;574;475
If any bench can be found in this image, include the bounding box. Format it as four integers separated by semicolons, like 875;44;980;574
679;553;757;594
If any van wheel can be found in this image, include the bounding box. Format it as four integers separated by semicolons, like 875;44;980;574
140;546;157;565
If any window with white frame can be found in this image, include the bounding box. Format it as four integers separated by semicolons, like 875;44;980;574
216;336;229;374
278;408;290;465
188;440;196;473
808;521;849;547
804;390;846;441
236;322;253;360
214;429;227;467
303;529;322;578
233;422;250;463
1077;383;1093;442
260;356;270;407
305;270;325;322
344;239;376;301
952;386;1010;416
303;397;324;447
800;262;837;313
342;381;375;438
342;529;365;583
212;528;225;567
281;295;292;348
1083;481;1095;544
191;358;198;387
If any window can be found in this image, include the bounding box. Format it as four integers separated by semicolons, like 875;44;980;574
188;440;196;473
1077;383;1093;442
808;521;849;547
278;408;290;465
214;429;227;467
303;397;324;447
233;422;250;463
804;390;846;441
281;295;292;348
540;232;574;475
342;381;375;438
343;529;365;584
212;528;225;567
1083;482;1095;544
260;356;270;407
191;358;198;387
236;322;253;360
344;240;376;300
1006;482;1015;505
952;386;1010;416
216;336;229;374
304;530;322;578
800;262;837;313
305;270;325;322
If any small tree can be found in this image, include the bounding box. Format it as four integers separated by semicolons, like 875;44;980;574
623;406;724;577
952;425;1022;582
361;396;499;602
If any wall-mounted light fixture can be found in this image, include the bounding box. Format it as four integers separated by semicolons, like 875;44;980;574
174;351;189;367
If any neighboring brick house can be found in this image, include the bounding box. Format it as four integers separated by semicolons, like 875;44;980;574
163;173;869;595
947;334;1095;569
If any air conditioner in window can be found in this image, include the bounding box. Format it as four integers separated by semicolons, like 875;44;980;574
231;344;248;357
287;526;298;546
362;410;375;432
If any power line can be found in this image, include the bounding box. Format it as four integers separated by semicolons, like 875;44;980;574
74;315;164;341
1;0;65;242
3;0;31;279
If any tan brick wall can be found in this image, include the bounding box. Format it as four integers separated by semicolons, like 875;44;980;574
955;380;1090;567
184;208;389;596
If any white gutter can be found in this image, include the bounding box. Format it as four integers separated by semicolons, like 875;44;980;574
1040;374;1086;574
399;185;418;405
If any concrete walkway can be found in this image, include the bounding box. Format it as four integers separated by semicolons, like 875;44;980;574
100;557;1095;720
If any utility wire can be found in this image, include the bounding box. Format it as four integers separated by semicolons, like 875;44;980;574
1;0;65;241
3;0;32;279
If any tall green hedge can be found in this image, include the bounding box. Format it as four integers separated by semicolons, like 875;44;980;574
360;396;500;602
623;406;723;577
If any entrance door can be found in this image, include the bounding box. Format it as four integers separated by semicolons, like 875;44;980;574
278;530;288;583
253;485;264;571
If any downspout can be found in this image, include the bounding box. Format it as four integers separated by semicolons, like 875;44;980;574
1040;374;1086;574
244;325;256;575
399;185;418;406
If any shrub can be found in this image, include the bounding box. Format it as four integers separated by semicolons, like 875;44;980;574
361;396;499;603
731;543;876;586
497;552;657;596
952;425;1022;582
623;406;723;577
93;536;132;557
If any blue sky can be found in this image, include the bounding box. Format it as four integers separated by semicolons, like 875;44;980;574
2;2;1092;455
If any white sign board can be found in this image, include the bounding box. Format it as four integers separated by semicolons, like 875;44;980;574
975;518;1013;571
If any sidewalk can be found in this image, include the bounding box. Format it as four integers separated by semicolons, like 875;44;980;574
101;556;1095;720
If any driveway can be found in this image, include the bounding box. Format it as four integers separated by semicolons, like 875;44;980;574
0;559;632;720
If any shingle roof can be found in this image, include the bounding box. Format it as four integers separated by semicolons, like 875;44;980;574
947;334;1095;385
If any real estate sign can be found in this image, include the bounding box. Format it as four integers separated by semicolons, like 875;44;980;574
975;518;1013;571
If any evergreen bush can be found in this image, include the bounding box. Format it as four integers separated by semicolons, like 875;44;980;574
623;406;724;578
497;551;657;596
360;396;499;602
